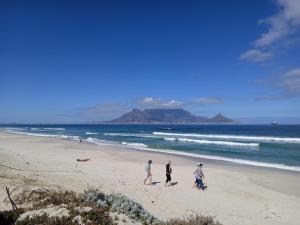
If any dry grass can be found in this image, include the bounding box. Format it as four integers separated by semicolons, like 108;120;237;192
12;189;116;225
14;189;81;209
165;215;222;225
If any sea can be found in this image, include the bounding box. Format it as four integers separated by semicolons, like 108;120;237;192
1;124;300;172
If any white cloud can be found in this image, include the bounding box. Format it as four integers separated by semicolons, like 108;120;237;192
192;97;223;105
81;102;130;121
137;97;224;107
256;0;300;47
240;49;273;62
241;0;300;62
137;97;184;108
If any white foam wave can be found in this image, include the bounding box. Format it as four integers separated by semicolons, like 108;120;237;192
29;127;65;131
86;137;119;146
43;128;65;131
3;127;26;131
104;133;158;139
154;132;300;144
6;130;78;141
85;132;99;135
164;137;177;141
121;142;148;148
165;137;259;148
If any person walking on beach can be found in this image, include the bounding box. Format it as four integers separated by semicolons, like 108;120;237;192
144;160;153;185
165;160;172;186
194;163;205;190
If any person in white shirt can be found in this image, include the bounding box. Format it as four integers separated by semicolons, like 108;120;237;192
144;160;153;185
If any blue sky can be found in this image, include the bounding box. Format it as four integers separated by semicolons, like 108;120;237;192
0;0;300;123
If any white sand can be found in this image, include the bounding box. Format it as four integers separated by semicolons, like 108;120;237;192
1;131;300;225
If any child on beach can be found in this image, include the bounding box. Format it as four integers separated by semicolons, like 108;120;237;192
194;163;205;190
144;160;153;185
165;160;172;186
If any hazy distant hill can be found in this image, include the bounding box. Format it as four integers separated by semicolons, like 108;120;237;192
108;108;235;124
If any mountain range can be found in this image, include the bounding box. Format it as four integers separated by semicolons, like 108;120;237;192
108;108;235;124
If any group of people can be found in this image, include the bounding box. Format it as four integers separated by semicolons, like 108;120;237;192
143;160;206;190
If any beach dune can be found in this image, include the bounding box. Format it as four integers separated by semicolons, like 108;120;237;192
1;131;300;225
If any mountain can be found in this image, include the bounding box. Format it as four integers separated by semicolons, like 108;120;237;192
108;108;235;124
207;113;234;123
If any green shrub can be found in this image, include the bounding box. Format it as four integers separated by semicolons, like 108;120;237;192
0;210;19;225
15;189;81;209
82;208;115;225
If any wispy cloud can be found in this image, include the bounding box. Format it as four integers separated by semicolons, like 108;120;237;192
278;68;300;94
191;97;223;105
81;102;131;121
83;102;128;114
241;0;300;62
136;97;224;108
256;95;284;101
240;49;273;62
136;97;184;108
257;67;300;100
59;102;131;121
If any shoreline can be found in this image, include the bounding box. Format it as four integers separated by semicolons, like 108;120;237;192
1;131;300;225
3;129;300;173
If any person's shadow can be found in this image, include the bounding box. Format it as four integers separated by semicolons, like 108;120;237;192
171;182;178;186
151;181;161;185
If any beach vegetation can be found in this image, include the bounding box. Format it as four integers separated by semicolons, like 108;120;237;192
0;188;222;225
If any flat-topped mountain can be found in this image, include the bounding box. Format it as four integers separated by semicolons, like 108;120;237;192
108;108;235;124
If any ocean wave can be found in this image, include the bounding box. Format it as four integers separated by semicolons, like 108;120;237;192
85;132;99;135
43;128;65;131
164;137;177;141
164;137;259;148
154;132;300;144
125;146;300;172
29;127;65;131
3;127;27;131
5;130;78;141
86;137;120;146
121;142;148;148
104;132;158;139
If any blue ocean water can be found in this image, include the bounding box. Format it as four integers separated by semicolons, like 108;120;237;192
2;124;300;171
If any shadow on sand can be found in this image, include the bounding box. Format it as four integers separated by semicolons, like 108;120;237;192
171;181;178;186
151;181;161;185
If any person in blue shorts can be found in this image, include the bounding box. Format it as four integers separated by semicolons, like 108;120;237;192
194;163;205;190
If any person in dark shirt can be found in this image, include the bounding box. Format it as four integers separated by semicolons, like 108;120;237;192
165;160;172;186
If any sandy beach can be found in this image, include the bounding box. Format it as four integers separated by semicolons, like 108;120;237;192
1;131;300;225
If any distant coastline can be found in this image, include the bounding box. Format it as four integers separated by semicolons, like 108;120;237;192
107;108;236;124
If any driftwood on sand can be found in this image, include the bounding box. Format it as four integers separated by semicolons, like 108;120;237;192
5;186;18;212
